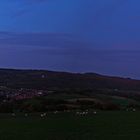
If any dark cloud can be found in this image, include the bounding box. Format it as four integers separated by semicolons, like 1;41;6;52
0;32;93;51
0;32;138;51
0;32;139;78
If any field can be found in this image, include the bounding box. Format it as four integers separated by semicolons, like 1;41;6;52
0;111;139;140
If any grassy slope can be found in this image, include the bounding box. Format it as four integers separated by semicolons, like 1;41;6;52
92;94;140;106
0;112;139;140
44;92;140;108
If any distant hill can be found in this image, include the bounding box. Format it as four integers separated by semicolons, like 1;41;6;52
0;68;139;91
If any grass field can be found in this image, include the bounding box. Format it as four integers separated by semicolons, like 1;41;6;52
0;111;140;140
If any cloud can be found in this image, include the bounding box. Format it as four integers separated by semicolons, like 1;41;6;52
0;32;93;51
0;31;139;78
0;31;138;51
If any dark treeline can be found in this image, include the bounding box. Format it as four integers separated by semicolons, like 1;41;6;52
0;98;121;113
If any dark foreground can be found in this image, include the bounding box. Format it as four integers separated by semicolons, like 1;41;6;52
0;111;139;140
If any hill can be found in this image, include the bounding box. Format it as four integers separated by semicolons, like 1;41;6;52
0;68;139;111
0;68;139;91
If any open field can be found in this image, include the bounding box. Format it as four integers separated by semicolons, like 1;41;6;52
0;111;139;140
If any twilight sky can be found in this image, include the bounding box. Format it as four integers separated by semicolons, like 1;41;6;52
0;0;140;78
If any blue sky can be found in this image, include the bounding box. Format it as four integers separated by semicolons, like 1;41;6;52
1;0;140;46
0;0;140;78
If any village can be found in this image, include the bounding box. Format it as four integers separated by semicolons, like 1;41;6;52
0;86;48;102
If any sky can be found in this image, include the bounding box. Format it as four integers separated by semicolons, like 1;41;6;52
0;0;140;78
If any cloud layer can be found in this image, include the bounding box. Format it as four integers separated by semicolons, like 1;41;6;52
0;32;139;78
0;0;140;78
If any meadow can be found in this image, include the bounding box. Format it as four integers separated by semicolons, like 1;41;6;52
0;111;139;140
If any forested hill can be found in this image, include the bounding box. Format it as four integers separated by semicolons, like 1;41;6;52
0;68;139;91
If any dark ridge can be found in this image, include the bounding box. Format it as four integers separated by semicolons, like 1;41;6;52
0;68;139;91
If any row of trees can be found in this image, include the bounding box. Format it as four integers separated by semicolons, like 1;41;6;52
0;97;136;113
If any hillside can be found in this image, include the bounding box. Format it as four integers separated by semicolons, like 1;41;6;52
0;68;139;91
0;68;139;112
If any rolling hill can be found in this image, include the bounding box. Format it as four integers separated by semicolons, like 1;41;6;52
0;68;139;91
